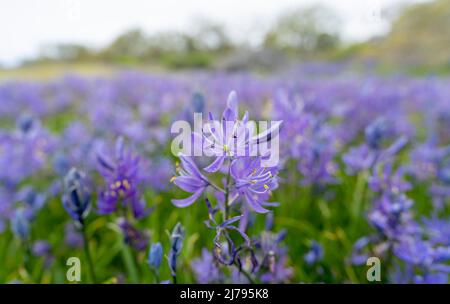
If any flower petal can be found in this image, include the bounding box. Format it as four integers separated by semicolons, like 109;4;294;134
174;176;206;192
251;120;282;145
204;155;225;173
171;188;204;207
244;191;269;213
179;155;205;180
219;215;242;228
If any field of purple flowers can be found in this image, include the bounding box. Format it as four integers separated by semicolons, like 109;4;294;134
1;65;450;283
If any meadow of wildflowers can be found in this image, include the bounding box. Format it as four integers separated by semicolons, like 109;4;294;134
0;66;450;284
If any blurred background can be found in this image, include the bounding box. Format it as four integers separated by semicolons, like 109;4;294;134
1;0;450;284
1;0;449;79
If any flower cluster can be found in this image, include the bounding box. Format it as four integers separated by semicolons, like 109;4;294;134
172;91;284;282
96;137;149;219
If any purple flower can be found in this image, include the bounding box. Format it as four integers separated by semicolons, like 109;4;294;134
394;237;450;283
62;168;91;225
171;155;210;207
32;240;54;267
350;237;371;265
96;137;148;219
148;242;163;269
304;241;324;265
365;117;389;150
250;222;292;283
414;273;448;284
11;208;29;240
117;218;149;251
197;91;281;172
343;136;408;174
191;248;223;284
16;186;46;219
199;92;250;171
423;217;450;246
64;223;83;248
168;222;185;276
368;192;416;240
260;256;293;283
230;157;278;213
343;145;376;174
205;213;250;266
368;163;411;194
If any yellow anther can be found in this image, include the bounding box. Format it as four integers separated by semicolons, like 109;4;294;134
170;176;177;183
123;179;130;190
115;181;122;188
223;145;229;152
110;191;117;197
264;184;269;190
118;189;125;197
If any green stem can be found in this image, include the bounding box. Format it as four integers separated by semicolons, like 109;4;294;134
81;224;97;283
235;262;256;284
221;159;255;284
223;160;232;221
151;268;160;284
24;239;33;281
172;274;177;284
121;244;139;283
352;170;368;220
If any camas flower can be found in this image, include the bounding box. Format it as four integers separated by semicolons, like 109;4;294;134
64;223;83;248
350;236;371;265
368;192;417;241
16;186;46;220
343;121;408;174
199;92;250;171
196;91;281;172
259;256;293;283
304;241;324;265
230;157;279;213
117;218;149;251
168;222;185;276
62;168;91;225
148;242;163;269
32;240;54;268
205;212;250;266
365;117;389;150
368;162;411;194
171;155;210;207
191;248;224;284
394;236;450;283
97;137;148;219
11;208;30;240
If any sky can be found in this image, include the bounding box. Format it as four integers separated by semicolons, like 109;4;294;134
0;0;429;67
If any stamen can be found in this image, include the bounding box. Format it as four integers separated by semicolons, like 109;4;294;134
122;179;131;190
